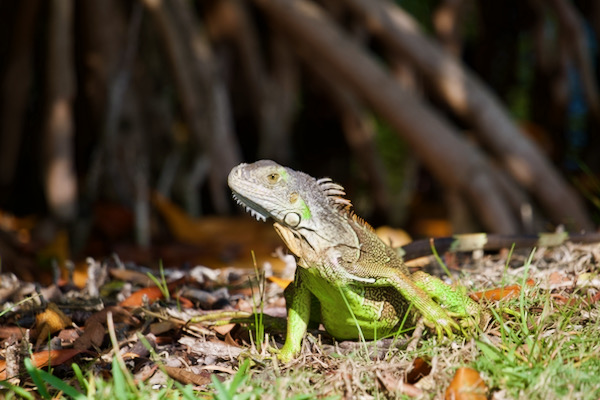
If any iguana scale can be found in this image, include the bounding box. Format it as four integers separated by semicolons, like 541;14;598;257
228;160;491;361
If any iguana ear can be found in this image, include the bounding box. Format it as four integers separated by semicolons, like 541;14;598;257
273;222;303;258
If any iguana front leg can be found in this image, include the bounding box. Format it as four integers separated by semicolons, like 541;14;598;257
374;271;460;338
278;269;312;362
412;271;484;330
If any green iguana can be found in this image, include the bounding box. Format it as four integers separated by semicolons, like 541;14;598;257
227;160;599;362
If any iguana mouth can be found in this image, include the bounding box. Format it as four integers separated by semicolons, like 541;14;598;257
231;192;268;222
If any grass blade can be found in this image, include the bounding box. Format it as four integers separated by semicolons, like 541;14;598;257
111;356;128;400
0;380;35;399
25;357;86;399
211;375;231;400
71;362;89;392
24;358;51;400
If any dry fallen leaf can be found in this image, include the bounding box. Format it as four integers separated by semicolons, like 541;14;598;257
0;326;28;340
179;336;243;359
34;303;72;349
149;320;179;336
406;357;432;384
119;277;192;308
74;306;138;351
470;279;535;301
0;349;83;380
548;271;571;287
152;193;285;271
109;268;155;286
123;334;157;360
267;275;292;290
375;369;423;397
30;348;82;369
164;366;212;386
374;226;412;248
445;367;487;400
212;323;237;336
119;286;167;307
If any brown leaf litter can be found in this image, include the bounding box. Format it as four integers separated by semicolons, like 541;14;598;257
0;242;598;398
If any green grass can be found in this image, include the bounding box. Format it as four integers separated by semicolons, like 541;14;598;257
249;251;267;353
473;286;600;399
9;286;600;399
4;247;600;399
7;354;343;400
470;252;600;399
12;356;183;400
146;260;170;302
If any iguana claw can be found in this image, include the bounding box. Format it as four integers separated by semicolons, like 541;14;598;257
423;315;458;340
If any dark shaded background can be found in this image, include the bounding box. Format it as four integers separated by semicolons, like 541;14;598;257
0;0;599;279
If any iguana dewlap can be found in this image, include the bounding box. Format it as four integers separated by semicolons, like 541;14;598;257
228;160;482;361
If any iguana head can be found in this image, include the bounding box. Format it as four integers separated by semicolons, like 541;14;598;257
228;160;358;258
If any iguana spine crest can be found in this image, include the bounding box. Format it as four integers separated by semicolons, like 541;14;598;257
316;177;374;232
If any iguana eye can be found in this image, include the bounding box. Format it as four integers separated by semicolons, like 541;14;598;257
267;173;280;183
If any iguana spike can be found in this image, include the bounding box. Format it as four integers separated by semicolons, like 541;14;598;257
317;177;360;221
320;182;345;191
317;177;350;203
323;188;346;196
316;177;333;185
332;197;352;208
317;175;372;231
318;180;345;192
351;213;374;231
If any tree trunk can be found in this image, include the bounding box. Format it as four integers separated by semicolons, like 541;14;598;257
205;0;298;163
251;0;520;233
340;0;593;231
43;0;78;222
0;1;40;192
547;0;600;123
143;0;241;213
309;64;393;222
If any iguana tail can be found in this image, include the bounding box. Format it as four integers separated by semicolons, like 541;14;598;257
398;232;600;261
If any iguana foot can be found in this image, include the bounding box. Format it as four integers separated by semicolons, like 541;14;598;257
272;343;296;363
411;271;484;336
421;309;460;339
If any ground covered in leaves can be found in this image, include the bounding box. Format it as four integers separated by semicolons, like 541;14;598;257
1;241;600;399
